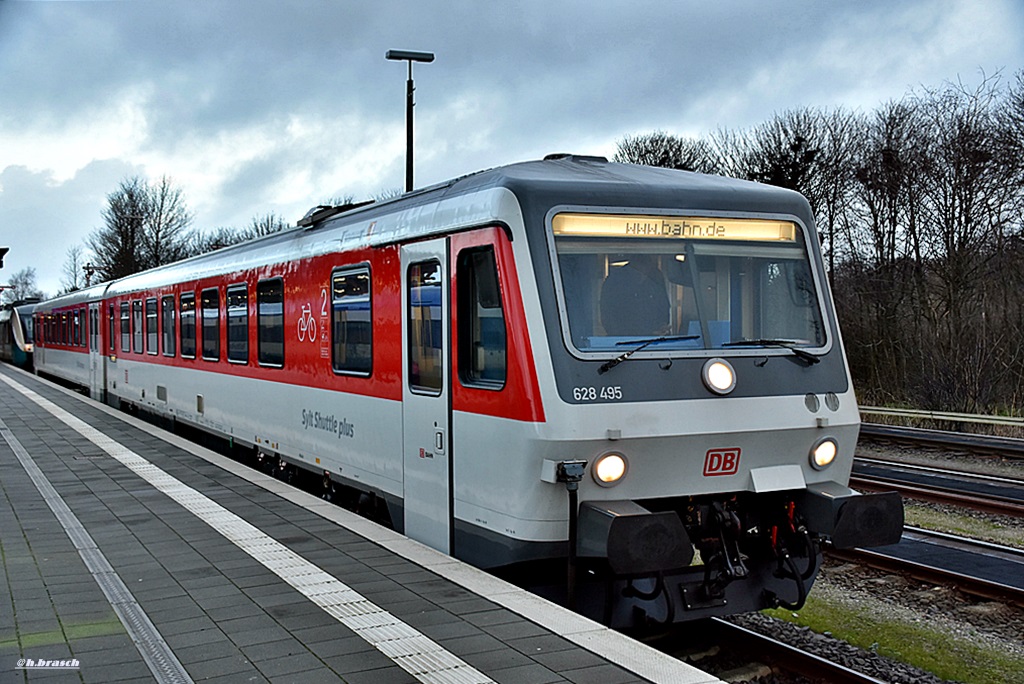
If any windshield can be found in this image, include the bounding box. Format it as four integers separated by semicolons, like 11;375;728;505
551;213;826;353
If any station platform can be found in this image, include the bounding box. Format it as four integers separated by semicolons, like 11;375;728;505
0;364;720;684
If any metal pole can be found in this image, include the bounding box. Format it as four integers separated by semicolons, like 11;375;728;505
406;64;414;193
386;50;433;194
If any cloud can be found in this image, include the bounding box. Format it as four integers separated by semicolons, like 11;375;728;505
0;0;1020;300
0;161;140;296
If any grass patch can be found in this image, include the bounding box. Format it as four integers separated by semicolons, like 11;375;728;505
764;590;1024;683
903;502;1024;549
62;617;125;640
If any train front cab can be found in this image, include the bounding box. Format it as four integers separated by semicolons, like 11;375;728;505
531;207;903;628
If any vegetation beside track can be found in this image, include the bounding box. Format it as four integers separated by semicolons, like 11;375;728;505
763;572;1024;684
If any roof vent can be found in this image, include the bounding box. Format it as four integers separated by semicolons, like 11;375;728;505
298;200;375;228
543;153;609;163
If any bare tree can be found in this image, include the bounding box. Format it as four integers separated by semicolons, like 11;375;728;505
141;175;193;270
60;245;86;293
614;130;718;173
374;188;404;201
189;227;249;254
88;176;148;281
714;110;827;210
87;176;193;281
1;267;44;304
246;212;291;239
815;108;861;277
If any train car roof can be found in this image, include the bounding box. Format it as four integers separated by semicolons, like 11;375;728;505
88;156;815;298
32;282;114;312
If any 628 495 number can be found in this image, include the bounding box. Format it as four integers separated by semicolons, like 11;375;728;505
572;386;623;401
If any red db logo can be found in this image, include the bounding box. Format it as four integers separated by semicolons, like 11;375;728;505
703;448;740;476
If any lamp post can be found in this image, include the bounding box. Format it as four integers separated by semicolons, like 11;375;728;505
385;49;435;193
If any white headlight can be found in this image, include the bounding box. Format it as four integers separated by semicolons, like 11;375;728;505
593;452;628;486
702;358;736;395
810;438;838;470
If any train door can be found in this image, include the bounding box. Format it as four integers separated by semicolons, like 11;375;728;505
88;303;104;400
401;238;452;553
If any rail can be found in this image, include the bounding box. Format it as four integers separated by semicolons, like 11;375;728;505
858;422;1024;457
708;618;890;684
860;406;1024;428
826;529;1024;609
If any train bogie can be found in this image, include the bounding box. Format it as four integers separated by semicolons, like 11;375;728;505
30;156;903;628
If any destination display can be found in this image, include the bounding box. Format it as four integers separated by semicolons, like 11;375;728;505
552;213;797;242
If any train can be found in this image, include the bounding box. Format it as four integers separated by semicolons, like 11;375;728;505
30;155;902;628
0;299;38;370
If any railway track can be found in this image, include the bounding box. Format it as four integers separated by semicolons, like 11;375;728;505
859;422;1024;458
851;457;1024;517
707;618;891;684
827;527;1024;609
645;618;891;684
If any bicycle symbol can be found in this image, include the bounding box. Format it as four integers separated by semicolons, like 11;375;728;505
297;304;317;343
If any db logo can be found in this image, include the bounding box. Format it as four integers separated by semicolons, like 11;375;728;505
703;448;740;476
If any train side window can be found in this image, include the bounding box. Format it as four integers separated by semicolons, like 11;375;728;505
73;309;81;347
161;295;176;357
331;267;371;375
257;278;284;367
132;300;143;353
180;292;196;359
146;298;158;354
201;287;220;361
407;261;443;394
90;308;98;352
108;304;115;351
457;246;506;389
120;303;130;352
226;284;248;364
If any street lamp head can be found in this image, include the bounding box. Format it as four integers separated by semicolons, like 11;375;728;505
0;246;8;268
385;49;435;63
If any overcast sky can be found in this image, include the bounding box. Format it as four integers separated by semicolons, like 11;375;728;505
1;0;1022;297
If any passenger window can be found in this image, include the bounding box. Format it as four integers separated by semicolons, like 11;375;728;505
227;284;248;363
457;247;506;388
180;293;196;359
108;304;115;351
120;302;130;352
331;267;371;375
407;261;443;394
257;278;284;367
146;298;158;354
201;288;220;361
161;296;176;357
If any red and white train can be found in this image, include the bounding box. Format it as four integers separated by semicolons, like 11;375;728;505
31;155;902;627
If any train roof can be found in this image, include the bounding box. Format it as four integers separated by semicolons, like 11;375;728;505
40;156;816;304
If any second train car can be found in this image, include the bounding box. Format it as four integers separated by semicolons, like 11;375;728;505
0;299;38;370
32;155;902;627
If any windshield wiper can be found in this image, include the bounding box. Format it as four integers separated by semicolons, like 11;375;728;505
722;338;821;365
597;335;699;375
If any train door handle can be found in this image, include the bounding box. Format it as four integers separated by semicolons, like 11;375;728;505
434;427;446;455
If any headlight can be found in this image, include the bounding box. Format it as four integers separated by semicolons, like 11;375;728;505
702;358;736;395
592;452;628;486
810;438;838;470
